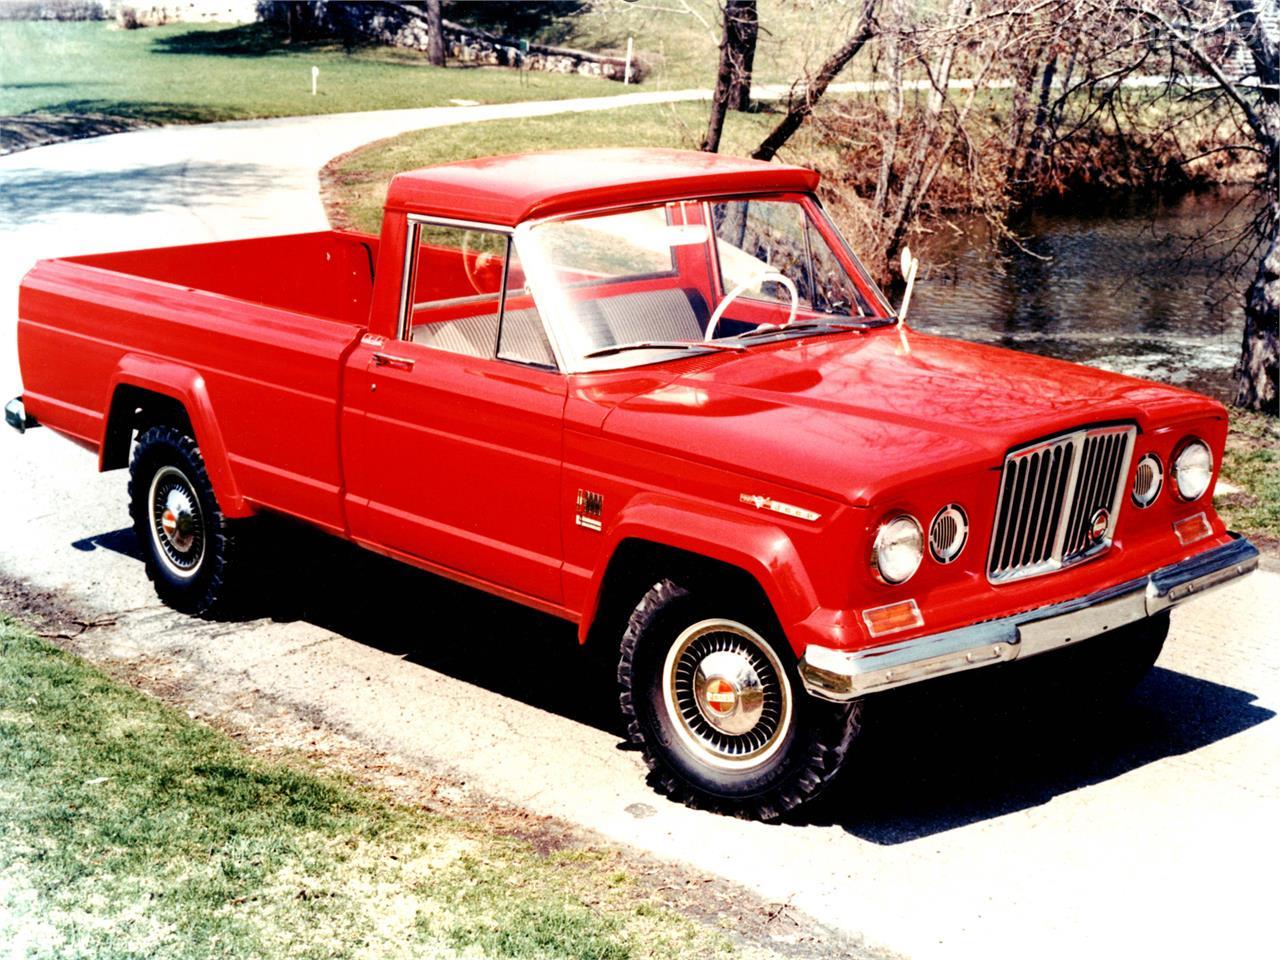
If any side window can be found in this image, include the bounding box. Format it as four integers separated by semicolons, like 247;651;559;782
403;221;555;368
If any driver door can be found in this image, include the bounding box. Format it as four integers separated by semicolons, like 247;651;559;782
343;219;567;604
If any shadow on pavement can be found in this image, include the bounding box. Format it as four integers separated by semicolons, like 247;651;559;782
801;658;1274;842
76;520;617;734
0;161;286;224
78;520;1275;837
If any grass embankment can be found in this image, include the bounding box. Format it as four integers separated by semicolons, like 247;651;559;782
0;617;780;960
324;101;835;231
0;20;621;152
1219;411;1280;549
551;0;873;90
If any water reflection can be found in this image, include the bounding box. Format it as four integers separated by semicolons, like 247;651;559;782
910;188;1260;401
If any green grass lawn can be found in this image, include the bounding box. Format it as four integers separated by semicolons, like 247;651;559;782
0;20;623;127
0;2;876;132
1218;411;1280;547
0;617;783;960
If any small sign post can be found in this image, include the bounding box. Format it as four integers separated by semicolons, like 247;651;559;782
311;66;319;96
624;37;633;84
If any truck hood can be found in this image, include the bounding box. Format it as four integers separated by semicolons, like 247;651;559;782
599;327;1222;505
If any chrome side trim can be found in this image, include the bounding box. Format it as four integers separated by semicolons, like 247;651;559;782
800;534;1260;701
405;213;515;235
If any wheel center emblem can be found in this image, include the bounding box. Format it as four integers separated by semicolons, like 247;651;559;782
1089;508;1110;542
703;677;738;715
161;509;178;536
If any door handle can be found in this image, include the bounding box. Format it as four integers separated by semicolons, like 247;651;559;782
372;352;415;371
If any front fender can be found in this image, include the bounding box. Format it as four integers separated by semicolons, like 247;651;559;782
103;355;249;517
578;491;821;655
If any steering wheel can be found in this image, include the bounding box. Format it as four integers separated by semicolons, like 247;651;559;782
704;272;799;341
461;232;502;295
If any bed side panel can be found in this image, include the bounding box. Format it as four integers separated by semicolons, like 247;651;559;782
17;259;363;534
66;231;379;326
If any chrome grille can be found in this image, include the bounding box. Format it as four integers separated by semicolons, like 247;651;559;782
988;425;1136;583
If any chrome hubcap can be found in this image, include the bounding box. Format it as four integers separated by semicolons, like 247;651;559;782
662;619;793;771
149;466;205;579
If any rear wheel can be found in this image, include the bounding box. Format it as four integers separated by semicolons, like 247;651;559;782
129;426;241;616
618;579;860;821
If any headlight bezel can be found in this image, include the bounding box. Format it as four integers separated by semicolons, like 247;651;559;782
1172;438;1213;502
1132;453;1164;508
929;503;969;564
871;513;925;585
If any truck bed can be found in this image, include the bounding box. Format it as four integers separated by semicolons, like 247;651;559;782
17;231;379;536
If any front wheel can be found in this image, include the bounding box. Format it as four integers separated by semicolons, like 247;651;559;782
618;579;861;821
128;425;241;616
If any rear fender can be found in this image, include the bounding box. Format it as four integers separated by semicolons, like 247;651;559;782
579;492;819;655
102;355;250;517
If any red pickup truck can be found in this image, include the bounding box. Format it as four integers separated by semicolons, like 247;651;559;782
10;148;1258;819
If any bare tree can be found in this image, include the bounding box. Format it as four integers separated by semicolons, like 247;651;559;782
750;0;879;161
702;1;760;152
1122;0;1278;412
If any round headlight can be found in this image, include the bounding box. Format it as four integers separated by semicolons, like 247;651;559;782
1132;453;1163;507
873;514;924;584
929;504;969;563
1173;439;1213;501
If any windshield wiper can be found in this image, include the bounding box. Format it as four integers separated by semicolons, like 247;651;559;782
584;340;746;359
728;319;873;340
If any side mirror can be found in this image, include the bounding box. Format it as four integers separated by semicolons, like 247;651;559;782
898;245;920;325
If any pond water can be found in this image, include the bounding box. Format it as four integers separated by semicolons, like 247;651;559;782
908;188;1260;403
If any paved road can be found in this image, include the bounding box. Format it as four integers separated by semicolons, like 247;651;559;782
2;96;1278;960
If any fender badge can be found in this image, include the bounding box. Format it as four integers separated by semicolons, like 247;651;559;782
739;493;821;522
575;488;603;532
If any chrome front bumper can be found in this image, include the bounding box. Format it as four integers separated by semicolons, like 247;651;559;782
5;397;38;434
799;534;1260;701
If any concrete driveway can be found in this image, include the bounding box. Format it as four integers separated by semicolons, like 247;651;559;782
2;98;1278;960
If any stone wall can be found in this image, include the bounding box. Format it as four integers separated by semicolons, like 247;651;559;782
351;8;646;83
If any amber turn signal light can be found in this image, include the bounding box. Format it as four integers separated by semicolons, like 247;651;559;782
862;599;924;638
1173;512;1212;546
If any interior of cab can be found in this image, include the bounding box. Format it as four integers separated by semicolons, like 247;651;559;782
402;193;888;371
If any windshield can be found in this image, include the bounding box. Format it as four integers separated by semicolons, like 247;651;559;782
514;195;891;371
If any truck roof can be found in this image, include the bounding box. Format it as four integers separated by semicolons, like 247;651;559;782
384;148;822;227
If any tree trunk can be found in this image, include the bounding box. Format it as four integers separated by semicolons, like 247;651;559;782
727;0;759;111
872;0;903;217
881;0;971;266
703;1;758;151
751;0;878;162
1234;219;1280;414
1005;48;1043;188
425;0;445;67
1227;0;1280;412
1018;51;1059;196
